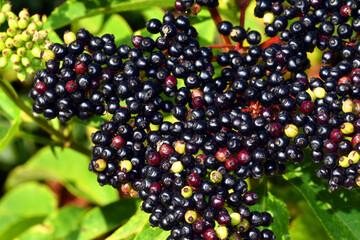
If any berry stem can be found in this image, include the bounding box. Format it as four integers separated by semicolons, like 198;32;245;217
0;78;91;156
208;8;233;50
238;0;250;28
260;36;281;49
206;44;236;49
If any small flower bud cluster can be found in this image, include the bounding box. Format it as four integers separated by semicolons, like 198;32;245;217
0;2;49;81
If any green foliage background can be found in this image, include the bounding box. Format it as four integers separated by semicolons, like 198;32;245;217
0;0;358;239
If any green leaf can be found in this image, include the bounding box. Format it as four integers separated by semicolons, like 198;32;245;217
0;182;57;239
43;0;174;30
0;87;21;152
249;180;290;240
98;14;133;46
133;222;168;240
16;206;86;240
5;146;118;205
64;198;139;240
285;161;360;240
106;208;148;240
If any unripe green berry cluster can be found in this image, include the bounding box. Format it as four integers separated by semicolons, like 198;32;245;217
0;2;49;81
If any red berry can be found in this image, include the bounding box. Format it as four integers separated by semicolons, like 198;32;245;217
131;35;143;48
301;101;314;114
340;5;352;18
174;0;185;11
243;191;258;205
210;195;224;209
188;173;201;187
215;147;231;162
35;81;47;94
323;140;338;153
269;123;283;136
159;144;173;158
330;129;344;142
204;229;218;240
112;135;125;148
192;96;205;109
65;80;78;93
237;149;251;165
148;152;161;165
149;182;161;195
352;133;360;146
74;60;86;74
225;157;238;170
165;75;177;88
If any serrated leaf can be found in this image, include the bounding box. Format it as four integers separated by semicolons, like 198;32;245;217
64;198;139;240
16;206;86;240
133;222;168;240
43;0;174;30
0;182;57;239
0;87;21;152
5;146;118;205
106;208;148;240
286;161;360;240
249;181;290;240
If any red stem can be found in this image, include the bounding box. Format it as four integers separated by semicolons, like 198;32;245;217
260;36;282;49
209;8;232;51
238;0;250;28
206;44;236;49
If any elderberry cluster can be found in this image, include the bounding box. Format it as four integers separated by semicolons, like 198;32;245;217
253;0;360;190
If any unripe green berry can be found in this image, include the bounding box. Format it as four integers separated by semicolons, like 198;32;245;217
237;218;250;233
0;32;6;41
31;46;41;58
13;35;24;48
339;156;350;168
0;57;8;68
8;18;18;29
94;159;107;172
63;31;76;45
120;160;132;173
0;40;5;51
0;12;6;24
2;3;12;12
6;27;16;37
17;47;26;56
6;11;16;20
348;151;360;164
27;21;37;32
263;12;275;25
284;124;298;138
30;14;40;22
13;64;23;72
10;54;20;65
174;140;186;154
181;186;193;198
2;48;13;57
20;30;31;42
230;212;242;226
35;30;47;44
25;41;33;49
25;66;34;75
16;71;26;82
184;210;197;224
31;57;41;66
313;87;326;99
18;17;29;29
171;161;184;173
19;8;30;19
216;225;228;239
210;170;222;183
5;38;13;48
21;57;30;67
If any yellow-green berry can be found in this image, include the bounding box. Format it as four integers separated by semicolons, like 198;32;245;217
174;140;186;154
5;38;13;48
31;57;41;66
313;87;326;98
210;170;222;183
237;218;250;232
6;27;16;37
16;47;26;56
19;8;30;19
2;48;13;57
356;176;360;187
0;12;6;24
0;57;8;68
120;160;132;173
40;49;55;61
16;71;26;81
94;159;107;172
230;212;242;226
340;122;354;135
181;186;193;198
171;161;184;173
8;18;18;29
10;54;20;65
284;124;298;138
2;3;12;12
342;99;354;113
0;40;5;51
63;31;76;45
25;66;34;75
21;57;30;67
185;210;197;224
18;17;29;29
348;151;360;164
216;225;228;239
339;156;350;168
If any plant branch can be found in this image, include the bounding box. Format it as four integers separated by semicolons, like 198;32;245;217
238;0;250;28
0;78;91;156
206;44;236;49
260;36;281;49
208;7;233;51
